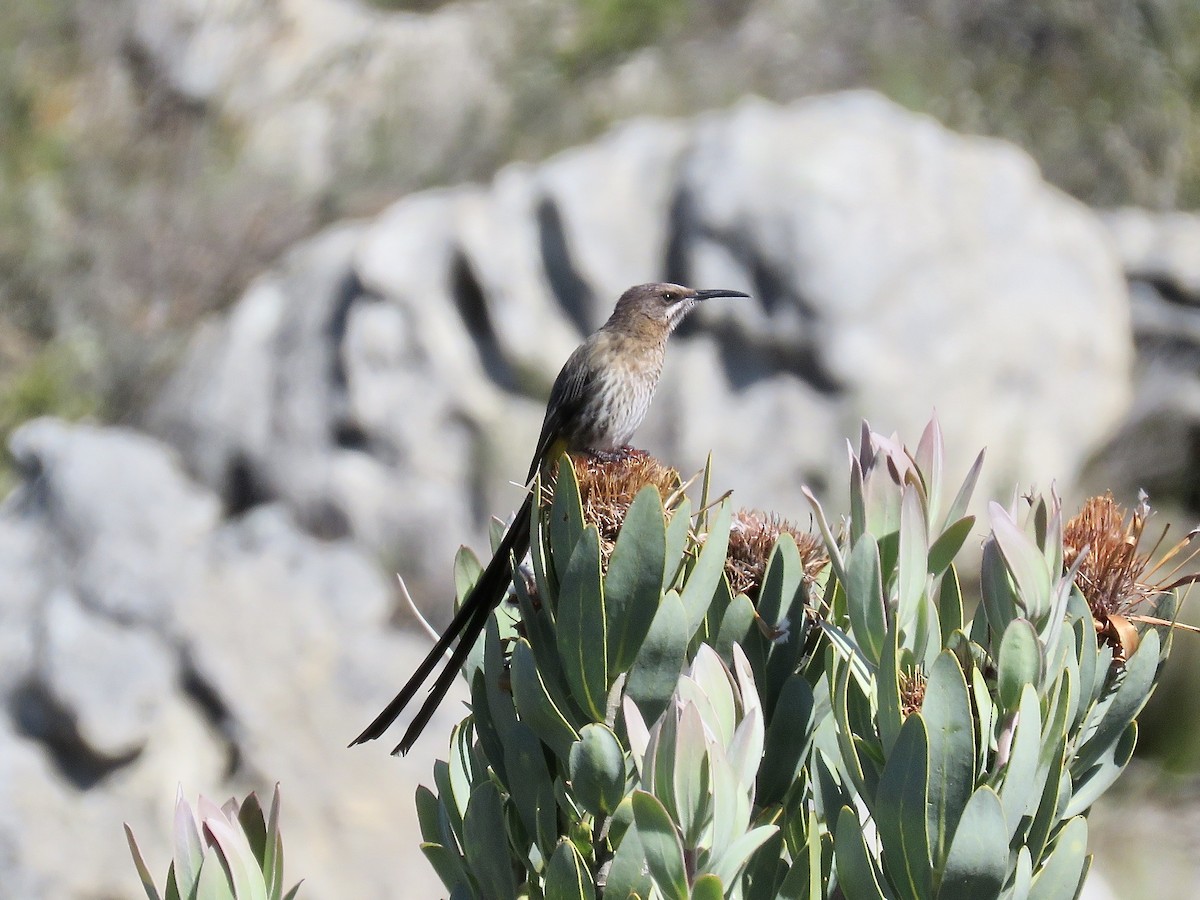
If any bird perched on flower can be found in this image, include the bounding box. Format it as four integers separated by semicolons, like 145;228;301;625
352;281;749;754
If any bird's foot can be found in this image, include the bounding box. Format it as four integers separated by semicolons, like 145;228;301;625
586;446;648;466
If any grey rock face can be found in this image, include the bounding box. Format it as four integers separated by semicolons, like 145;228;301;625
38;588;176;759
1087;208;1200;502
154;92;1133;591
6;418;220;624
675;93;1131;497
125;0;513;194
0;419;450;898
1103;207;1200;301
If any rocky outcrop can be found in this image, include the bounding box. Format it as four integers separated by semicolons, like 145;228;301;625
0;419;451;898
1087;208;1200;504
125;0;515;194
152;92;1133;605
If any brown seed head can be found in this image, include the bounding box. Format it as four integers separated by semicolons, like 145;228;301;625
725;508;828;600
550;450;682;564
1064;492;1150;623
899;665;927;718
1062;491;1200;664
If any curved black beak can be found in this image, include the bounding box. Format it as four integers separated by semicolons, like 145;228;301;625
693;288;751;301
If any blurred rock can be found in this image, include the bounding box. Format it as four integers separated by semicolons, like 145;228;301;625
126;0;513;194
39;588;176;759
0;418;452;898
6;418;219;624
153;92;1133;598
536;117;695;328
1103;207;1200;302
1085;209;1200;505
675;93;1131;499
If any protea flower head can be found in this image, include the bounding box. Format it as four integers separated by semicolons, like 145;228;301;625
725;508;828;600
899;665;927;718
1064;491;1200;663
562;449;683;563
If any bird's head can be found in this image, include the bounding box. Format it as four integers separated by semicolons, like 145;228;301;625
610;282;750;334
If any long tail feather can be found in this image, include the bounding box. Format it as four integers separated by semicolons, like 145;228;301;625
350;491;534;749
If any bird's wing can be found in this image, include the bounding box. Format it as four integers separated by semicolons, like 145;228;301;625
526;340;598;483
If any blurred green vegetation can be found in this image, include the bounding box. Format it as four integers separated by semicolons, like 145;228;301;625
0;0;309;484
0;344;98;494
559;0;688;72
817;0;1200;208
0;1;72;341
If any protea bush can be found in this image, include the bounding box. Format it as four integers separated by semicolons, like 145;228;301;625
126;785;300;900
417;418;1196;899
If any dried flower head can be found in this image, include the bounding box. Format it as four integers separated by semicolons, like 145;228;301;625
899;665;927;718
1064;492;1200;663
554;449;683;563
725;508;828;600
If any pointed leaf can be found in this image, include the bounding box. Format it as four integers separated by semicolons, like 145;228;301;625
631;791;688;900
980;540;1016;638
834;806;890;900
937;566;964;643
511;639;580;762
989;503;1052;620
759;674;816;806
453;546;485;613
124;825;164;900
202;814;268;900
664;496;692;587
1027;817;1089;900
845;534;886;665
1074;630;1160;775
550;456;586;583
915;416;946;523
1066;721;1137;818
707;825;779;888
680;502;733;634
937;786;1007;900
924;651;976;868
876;714;933;900
545;840;597;900
474;620;516;785
928;517;975;578
626;591;689;725
896;485;930;632
606;486;669;672
236;793;267;871
941;449;985;533
672;703;713;848
172;792;204;897
557;525;609;719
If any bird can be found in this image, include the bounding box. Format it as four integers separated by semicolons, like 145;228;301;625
351;282;749;754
